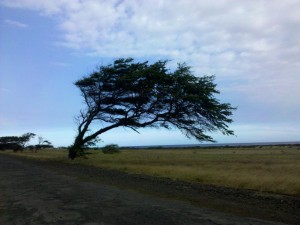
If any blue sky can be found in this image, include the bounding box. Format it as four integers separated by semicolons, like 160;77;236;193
0;0;299;147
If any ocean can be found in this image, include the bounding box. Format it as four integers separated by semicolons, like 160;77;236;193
123;141;300;149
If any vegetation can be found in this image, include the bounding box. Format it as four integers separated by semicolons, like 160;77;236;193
70;58;235;159
0;133;53;152
2;146;299;196
26;136;53;152
0;133;36;151
102;144;120;154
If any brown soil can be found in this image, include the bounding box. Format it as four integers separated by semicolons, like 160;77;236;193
0;154;299;225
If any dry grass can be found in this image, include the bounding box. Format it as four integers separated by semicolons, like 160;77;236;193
2;146;300;196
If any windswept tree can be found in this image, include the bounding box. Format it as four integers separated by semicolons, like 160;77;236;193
0;132;36;151
19;133;36;149
35;136;53;151
26;135;53;152
69;58;235;159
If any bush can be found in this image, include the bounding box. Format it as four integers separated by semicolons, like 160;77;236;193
102;144;120;154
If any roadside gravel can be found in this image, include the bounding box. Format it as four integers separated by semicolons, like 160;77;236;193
0;154;298;225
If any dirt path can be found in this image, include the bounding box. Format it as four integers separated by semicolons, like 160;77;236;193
0;154;298;225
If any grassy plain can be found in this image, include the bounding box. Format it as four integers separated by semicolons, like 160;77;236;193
2;146;300;196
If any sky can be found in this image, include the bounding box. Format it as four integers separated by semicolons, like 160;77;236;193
0;0;299;147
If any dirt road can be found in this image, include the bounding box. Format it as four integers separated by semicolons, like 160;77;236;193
0;154;298;225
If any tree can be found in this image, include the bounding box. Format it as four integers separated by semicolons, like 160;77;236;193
0;136;22;151
69;58;235;159
34;136;53;152
0;133;35;151
19;133;36;149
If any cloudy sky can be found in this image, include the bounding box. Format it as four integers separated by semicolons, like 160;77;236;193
0;0;299;147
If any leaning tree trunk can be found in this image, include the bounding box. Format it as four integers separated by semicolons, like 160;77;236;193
68;135;85;159
69;115;94;159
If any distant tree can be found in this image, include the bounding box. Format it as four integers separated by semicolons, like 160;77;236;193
38;136;44;145
102;144;120;154
0;136;22;151
0;133;35;151
34;136;53;152
19;133;36;149
69;58;236;159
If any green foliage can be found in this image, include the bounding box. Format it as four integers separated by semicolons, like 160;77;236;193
70;58;235;159
83;136;101;148
0;133;36;151
102;144;120;154
19;133;36;147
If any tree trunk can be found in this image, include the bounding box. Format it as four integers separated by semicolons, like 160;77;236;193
68;135;85;159
69;122;122;159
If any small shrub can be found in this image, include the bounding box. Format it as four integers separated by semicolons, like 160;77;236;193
102;144;120;154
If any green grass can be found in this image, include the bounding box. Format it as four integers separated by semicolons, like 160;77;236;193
2;146;300;196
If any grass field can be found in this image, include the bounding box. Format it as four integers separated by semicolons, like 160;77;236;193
1;146;300;196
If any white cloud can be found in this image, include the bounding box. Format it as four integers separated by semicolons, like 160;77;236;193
50;62;70;67
1;0;300;108
3;19;28;28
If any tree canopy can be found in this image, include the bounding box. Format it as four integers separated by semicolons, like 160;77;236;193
0;133;36;151
69;58;235;159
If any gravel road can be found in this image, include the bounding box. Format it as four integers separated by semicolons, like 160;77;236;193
0;154;298;225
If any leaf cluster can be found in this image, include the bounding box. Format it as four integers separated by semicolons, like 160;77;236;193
0;133;36;151
75;58;235;143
